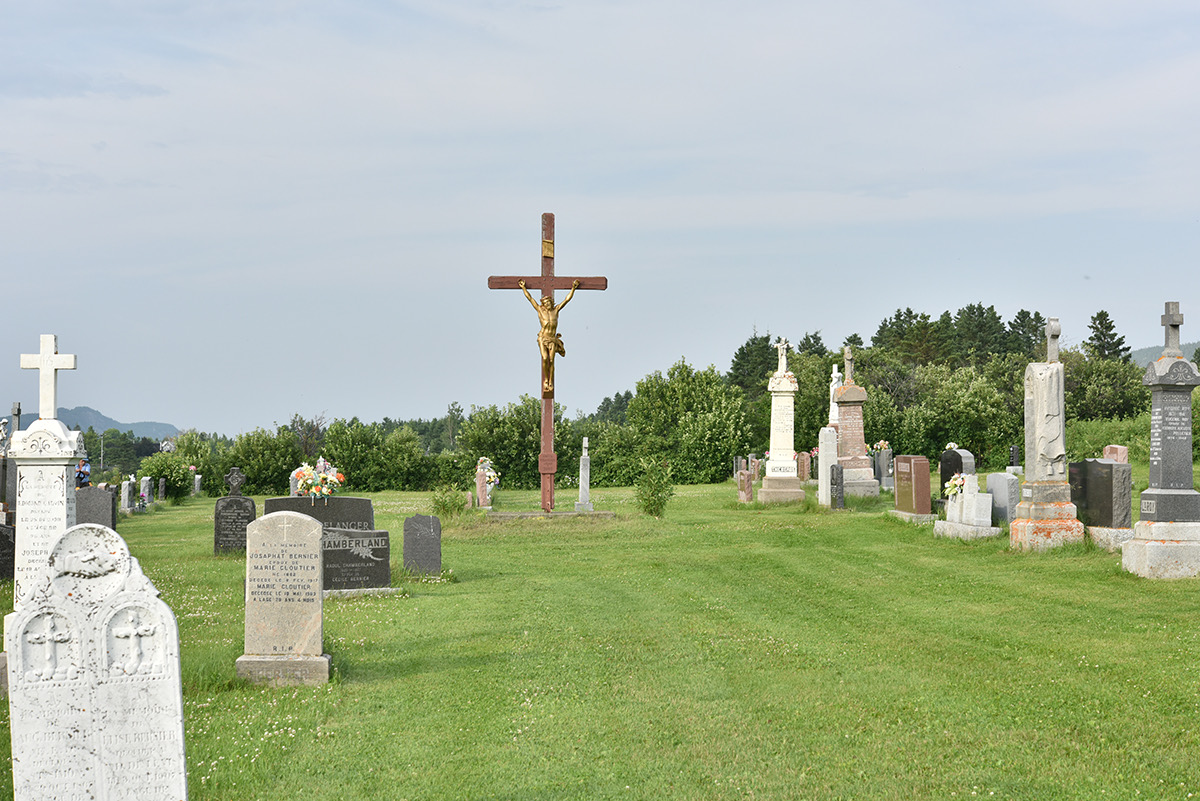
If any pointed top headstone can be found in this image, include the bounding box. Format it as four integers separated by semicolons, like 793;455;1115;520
1046;318;1061;363
1161;301;1184;359
19;334;76;419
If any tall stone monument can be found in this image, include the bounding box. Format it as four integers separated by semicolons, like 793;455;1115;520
817;426;837;508
575;437;594;512
8;335;86;609
1010;318;1085;550
1123;302;1200;577
6;523;187;799
758;339;805;504
833;347;880;497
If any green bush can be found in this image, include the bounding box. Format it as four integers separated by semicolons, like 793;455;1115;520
634;458;674;518
324;418;390;492
430;484;466;519
226;426;303;496
136;452;192;503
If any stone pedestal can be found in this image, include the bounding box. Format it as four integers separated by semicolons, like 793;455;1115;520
1010;482;1085;550
575;437;594;512
1122;522;1200;578
833;383;879;497
7;419;86;610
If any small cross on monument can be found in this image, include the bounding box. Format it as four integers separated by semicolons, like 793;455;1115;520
20;334;75;420
1046;317;1061;363
1162;301;1185;358
489;213;608;512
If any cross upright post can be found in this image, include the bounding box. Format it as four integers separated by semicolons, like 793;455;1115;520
1046;318;1061;363
489;213;608;512
1162;302;1185;358
19;334;76;420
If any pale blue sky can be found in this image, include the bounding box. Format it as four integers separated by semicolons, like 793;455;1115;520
3;1;1199;434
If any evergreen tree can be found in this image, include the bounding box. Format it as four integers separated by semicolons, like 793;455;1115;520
843;333;863;349
1084;310;1131;362
726;332;775;403
796;331;827;357
953;303;1008;363
1007;309;1047;358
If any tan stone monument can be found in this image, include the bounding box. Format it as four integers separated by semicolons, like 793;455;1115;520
834;347;879;497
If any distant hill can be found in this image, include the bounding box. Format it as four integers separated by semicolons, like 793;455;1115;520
10;405;178;440
1132;342;1200;367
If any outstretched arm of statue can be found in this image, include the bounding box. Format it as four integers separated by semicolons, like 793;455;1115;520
518;280;539;310
556;280;580;310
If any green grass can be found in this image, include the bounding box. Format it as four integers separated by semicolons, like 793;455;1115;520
2;483;1200;800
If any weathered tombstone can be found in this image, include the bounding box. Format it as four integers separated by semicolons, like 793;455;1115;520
403;515;442;574
289;472;299;496
1103;444;1129;463
889;455;935;524
119;480;133;514
817;427;837;508
1123;307;1200;575
262;496;391;592
936;474;1002;540
214;467;256;554
737;470;753;504
759;339;805;504
6;523;187;799
157;477;166;501
235;512;330;685
0;523;13;580
575;436;594;512
139;477;151;506
1011;318;1085;550
797;451;811;482
987;472;1020;525
475;465;490;510
939;449;976;499
1009;445;1021;467
833;347;879;496
74;486;117;530
8;335;85;609
749;457;761;482
192;473;202;496
874;448;894;491
829;464;845;509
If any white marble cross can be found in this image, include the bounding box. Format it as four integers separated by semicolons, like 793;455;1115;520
19;334;76;420
1045;318;1061;363
1161;301;1184;358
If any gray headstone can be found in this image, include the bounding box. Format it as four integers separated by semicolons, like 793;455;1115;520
939;449;976;499
119;480;133;513
1139;355;1200;521
139;477;151;505
830;464;845;510
575;437;593;512
987;472;1019;525
1009;445;1021;467
235;511;330;685
5;459;16;516
0;522;13;580
874;449;894;490
262;496;386;590
214;496;256;554
403;515;442;574
1081;459;1132;529
157;477;166;501
6;523;187;799
192;474;202;496
75;486;117;530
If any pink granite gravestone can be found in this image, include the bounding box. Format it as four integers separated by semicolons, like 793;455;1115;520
1102;444;1128;463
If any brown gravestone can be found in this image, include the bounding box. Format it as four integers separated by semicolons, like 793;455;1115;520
894;455;932;515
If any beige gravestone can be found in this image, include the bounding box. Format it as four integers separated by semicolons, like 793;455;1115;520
235;511;331;685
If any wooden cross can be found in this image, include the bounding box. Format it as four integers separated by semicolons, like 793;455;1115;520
488;213;608;512
20;334;75;420
1162;301;1184;358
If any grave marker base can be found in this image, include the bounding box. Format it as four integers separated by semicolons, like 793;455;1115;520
757;475;805;504
1122;522;1200;577
934;520;1002;540
887;510;936;525
235;654;332;687
1089;526;1134;553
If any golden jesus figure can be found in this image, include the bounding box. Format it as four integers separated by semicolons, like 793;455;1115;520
520;278;579;394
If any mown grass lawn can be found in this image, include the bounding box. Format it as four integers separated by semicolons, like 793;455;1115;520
1;481;1199;800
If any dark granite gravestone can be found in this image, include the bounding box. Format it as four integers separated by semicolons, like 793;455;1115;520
5;460;16;522
158;477;166;501
830;464;845;510
403;515;442;574
1139;357;1200;522
0;522;13;580
874;449;894;490
263;496;389;590
323;528;390;590
939;449;976;499
214;468;256;554
894;455;932;515
1072;459;1132;529
75;486;117;530
1010;445;1021;467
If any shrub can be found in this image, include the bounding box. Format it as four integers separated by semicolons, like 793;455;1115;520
136;452;192;503
226;426;303;495
634;458;674;518
430;484;465;519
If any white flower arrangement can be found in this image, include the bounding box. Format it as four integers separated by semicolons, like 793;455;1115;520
476;457;501;490
945;442;959;451
944;472;966;497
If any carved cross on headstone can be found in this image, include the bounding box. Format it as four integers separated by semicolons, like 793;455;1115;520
1162;301;1185;358
843;346;854;384
1046;318;1061;363
19;334;76;420
113;610;157;674
225;467;247;497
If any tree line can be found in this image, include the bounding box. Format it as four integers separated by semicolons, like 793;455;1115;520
117;304;1180;496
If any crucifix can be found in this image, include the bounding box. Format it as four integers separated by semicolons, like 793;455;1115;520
20;334;76;420
489;213;608;512
1161;301;1184;358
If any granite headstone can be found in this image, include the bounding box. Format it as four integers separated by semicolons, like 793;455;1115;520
74;486;117;530
214;467;256;554
403;515;442;574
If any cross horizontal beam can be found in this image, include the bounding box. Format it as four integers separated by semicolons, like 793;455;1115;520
487;275;608;293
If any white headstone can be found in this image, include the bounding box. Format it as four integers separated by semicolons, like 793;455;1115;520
575;437;593;512
139;477;152;505
5;523;187;799
817;426;837;508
